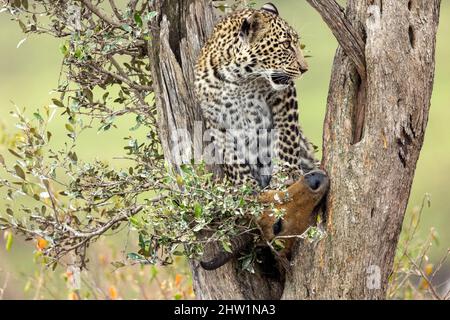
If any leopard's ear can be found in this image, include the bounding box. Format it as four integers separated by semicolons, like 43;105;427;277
261;3;279;15
240;12;266;43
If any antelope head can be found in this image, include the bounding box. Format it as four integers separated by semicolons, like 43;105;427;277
200;170;330;270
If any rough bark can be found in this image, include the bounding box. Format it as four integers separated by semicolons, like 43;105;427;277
283;0;441;299
148;0;441;300
148;0;214;170
148;0;283;299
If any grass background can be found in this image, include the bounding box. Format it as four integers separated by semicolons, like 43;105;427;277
0;1;449;299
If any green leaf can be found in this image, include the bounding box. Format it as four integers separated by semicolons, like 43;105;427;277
145;11;158;20
127;253;143;261
83;88;93;103
8;149;22;159
68;151;78;163
65;123;74;133
129;115;143;131
175;175;184;187
70;99;80;112
240;255;254;273
138;233;145;248
134;13;143;28
194;203;203;218
221;241;232;253
111;261;125;269
5;232;13;251
0;217;9;224
59;43;69;57
18;20;27;32
33;112;43;122
59;45;68;56
174;293;182;300
51;98;65;108
273;239;285;249
21;183;32;195
23;280;31;293
42;178;50;190
150;265;158;278
129;216;140;227
14;164;26;180
121;24;132;32
74;47;83;59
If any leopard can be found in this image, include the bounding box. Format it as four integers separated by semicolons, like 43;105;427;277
195;2;318;190
194;3;329;271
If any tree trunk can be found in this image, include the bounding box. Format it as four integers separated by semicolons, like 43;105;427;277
148;0;283;300
283;0;441;299
148;0;441;300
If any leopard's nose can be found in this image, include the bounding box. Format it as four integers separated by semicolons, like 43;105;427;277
299;64;308;74
299;61;309;74
259;175;272;189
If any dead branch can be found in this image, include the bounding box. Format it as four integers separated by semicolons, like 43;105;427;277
306;0;366;79
79;0;122;27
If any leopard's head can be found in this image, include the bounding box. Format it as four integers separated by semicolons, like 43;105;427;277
236;3;309;90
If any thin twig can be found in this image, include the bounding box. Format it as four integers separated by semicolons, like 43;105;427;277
109;56;152;107
0;271;10;300
138;0;150;14
79;0;122;27
90;63;152;92
128;0;139;15
62;205;144;239
445;287;450;300
43;179;60;224
32;265;45;300
108;0;123;21
406;253;442;300
432;249;450;279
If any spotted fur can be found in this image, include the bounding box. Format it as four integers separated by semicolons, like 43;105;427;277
195;3;317;189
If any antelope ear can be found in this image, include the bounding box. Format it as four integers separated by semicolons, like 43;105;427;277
239;12;264;43
261;3;279;15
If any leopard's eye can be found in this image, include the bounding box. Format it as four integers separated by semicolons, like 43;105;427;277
281;40;291;49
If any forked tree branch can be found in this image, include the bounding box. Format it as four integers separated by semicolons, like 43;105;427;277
306;0;366;79
78;0;122;27
108;0;123;21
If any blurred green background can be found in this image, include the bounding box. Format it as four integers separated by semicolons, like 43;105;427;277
0;1;449;299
